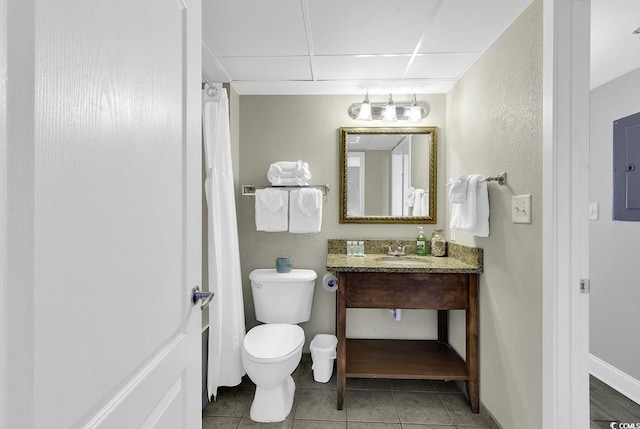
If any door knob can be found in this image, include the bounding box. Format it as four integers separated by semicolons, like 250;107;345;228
191;286;214;309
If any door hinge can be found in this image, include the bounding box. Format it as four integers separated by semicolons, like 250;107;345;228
580;279;590;294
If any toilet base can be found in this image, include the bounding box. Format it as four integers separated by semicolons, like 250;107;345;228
249;375;295;422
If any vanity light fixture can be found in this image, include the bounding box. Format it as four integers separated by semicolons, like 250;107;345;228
348;93;429;122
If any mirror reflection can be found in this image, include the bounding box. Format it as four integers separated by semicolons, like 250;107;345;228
339;127;438;224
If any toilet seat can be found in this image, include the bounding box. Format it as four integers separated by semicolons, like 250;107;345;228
243;324;304;364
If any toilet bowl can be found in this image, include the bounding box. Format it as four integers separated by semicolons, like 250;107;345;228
242;268;317;422
242;324;304;422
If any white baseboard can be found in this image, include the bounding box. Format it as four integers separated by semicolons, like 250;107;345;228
590;354;640;405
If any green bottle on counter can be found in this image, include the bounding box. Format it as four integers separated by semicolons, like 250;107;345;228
416;226;427;256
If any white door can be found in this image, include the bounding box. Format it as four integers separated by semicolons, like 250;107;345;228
1;0;203;428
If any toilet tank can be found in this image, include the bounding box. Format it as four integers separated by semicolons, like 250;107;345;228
249;269;317;324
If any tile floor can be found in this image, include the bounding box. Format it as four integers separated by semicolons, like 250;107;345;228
203;354;490;429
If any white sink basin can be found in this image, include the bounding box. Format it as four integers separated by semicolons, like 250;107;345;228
374;256;429;266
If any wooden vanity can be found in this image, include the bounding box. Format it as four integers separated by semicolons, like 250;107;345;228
326;241;483;413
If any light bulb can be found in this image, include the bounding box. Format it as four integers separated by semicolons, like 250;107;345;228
357;93;372;121
408;94;422;122
382;93;397;121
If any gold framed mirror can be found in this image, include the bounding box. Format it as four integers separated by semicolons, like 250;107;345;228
339;127;438;224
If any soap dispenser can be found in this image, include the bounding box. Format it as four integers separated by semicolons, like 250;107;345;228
416;227;427;256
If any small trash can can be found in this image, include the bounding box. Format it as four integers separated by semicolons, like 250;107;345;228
309;334;338;383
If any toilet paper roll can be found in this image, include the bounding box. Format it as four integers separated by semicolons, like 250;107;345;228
322;272;338;292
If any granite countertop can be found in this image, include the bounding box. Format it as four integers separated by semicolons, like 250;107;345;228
326;239;483;274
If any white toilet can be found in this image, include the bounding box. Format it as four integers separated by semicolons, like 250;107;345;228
242;268;317;423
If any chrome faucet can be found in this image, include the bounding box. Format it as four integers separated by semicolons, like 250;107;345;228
383;241;406;256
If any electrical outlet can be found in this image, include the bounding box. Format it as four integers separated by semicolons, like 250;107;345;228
512;194;532;224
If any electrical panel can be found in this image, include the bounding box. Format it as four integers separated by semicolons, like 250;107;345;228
613;111;640;221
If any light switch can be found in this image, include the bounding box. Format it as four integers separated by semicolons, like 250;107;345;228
589;202;599;220
512;194;532;224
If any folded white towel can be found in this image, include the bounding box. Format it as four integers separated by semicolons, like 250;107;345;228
268;177;307;187
273;171;301;179
255;189;288;232
448;172;468;203
270;161;299;171
449;174;489;237
267;160;311;186
289;189;323;233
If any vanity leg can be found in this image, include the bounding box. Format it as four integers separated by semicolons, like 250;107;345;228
466;274;479;413
437;310;448;343
336;272;347;410
337;373;345;410
336;344;345;410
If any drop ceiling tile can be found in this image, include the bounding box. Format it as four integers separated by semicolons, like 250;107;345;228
419;0;534;52
404;53;481;79
203;0;309;57
315;55;412;80
217;57;313;81
308;0;439;55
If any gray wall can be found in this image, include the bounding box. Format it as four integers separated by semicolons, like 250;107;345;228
446;1;543;428
589;67;640;381
235;94;448;349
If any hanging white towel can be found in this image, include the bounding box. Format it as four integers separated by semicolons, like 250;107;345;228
419;190;428;216
449;174;490;237
412;189;425;215
448;171;468;203
405;186;416;208
289;188;323;233
255;188;289;232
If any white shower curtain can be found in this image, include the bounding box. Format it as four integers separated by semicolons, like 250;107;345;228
202;84;246;400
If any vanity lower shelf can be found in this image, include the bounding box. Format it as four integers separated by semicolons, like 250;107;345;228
345;339;468;380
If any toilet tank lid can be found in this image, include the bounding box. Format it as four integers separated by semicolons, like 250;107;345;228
249;268;317;282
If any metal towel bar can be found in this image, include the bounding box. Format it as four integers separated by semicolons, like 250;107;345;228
484;172;507;185
242;184;330;196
